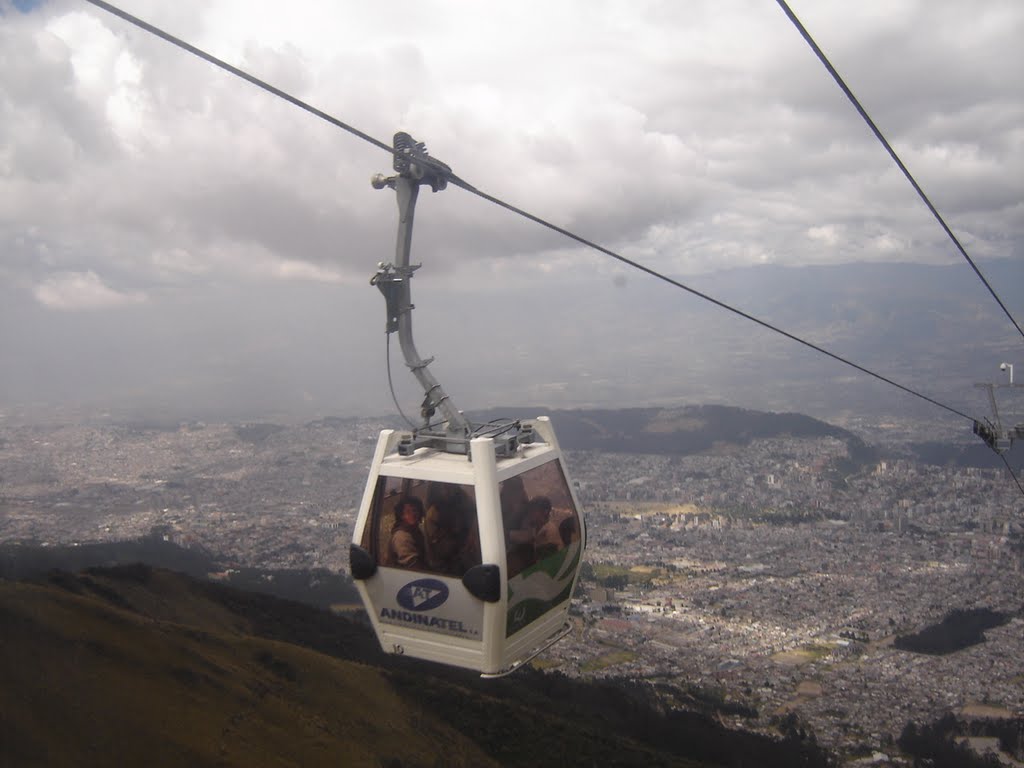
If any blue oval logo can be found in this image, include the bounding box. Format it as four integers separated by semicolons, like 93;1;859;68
396;578;449;612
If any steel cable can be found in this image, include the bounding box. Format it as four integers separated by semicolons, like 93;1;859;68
82;0;979;427
775;0;1024;344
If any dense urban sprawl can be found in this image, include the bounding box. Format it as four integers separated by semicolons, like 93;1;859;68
1;415;1021;762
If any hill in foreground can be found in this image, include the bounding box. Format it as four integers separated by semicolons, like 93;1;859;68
1;567;493;768
0;565;834;768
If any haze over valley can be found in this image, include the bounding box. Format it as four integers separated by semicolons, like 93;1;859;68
2;406;1022;763
3;259;1022;431
2;1;1023;764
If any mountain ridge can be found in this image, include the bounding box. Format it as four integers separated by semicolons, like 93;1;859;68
1;579;493;768
5;258;1021;425
1;564;835;767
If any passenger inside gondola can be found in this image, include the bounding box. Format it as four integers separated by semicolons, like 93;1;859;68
500;459;584;580
364;475;483;577
505;495;552;575
424;483;463;573
535;497;573;559
499;476;528;530
388;496;426;569
424;482;481;576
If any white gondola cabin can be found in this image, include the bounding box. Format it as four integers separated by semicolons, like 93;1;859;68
350;417;585;676
349;132;586;675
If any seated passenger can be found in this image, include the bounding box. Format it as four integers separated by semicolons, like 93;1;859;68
500;476;529;533
506;496;552;575
534;523;565;560
388;496;426;569
537;499;581;559
425;484;471;576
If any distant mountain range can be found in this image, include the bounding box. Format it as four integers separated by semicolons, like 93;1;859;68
4;258;1021;427
473;403;866;452
683;259;1024;422
0;564;834;768
418;259;1024;428
472;404;1021;470
524;259;1024;422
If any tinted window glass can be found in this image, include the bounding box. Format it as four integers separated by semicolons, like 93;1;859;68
362;476;481;577
500;459;581;579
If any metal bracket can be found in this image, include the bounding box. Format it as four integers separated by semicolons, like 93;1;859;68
974;381;1023;454
370;133;453;193
370;132;467;436
370;262;420;334
392;131;452;192
369;131;544;456
393;420;539;460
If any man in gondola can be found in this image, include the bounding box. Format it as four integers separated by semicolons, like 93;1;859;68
388;496;426;569
425;484;470;575
506;495;553;574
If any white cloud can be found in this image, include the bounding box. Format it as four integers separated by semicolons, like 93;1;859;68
33;270;147;311
807;225;841;247
274;259;344;283
150;247;209;277
6;0;1020;287
2;0;1022;418
869;232;907;255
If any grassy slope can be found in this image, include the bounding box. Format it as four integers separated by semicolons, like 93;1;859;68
0;576;496;768
1;566;826;767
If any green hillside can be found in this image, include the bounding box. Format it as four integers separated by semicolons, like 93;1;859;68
0;571;494;768
0;566;834;767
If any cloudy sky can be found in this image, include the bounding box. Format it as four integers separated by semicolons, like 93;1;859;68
1;0;1022;424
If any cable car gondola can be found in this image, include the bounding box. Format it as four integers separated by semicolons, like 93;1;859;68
349;133;586;677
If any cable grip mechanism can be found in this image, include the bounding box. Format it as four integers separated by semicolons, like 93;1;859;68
369;132;469;441
370;261;419;334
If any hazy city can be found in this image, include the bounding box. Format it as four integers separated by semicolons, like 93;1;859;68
2;407;1022;763
3;1;1024;765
